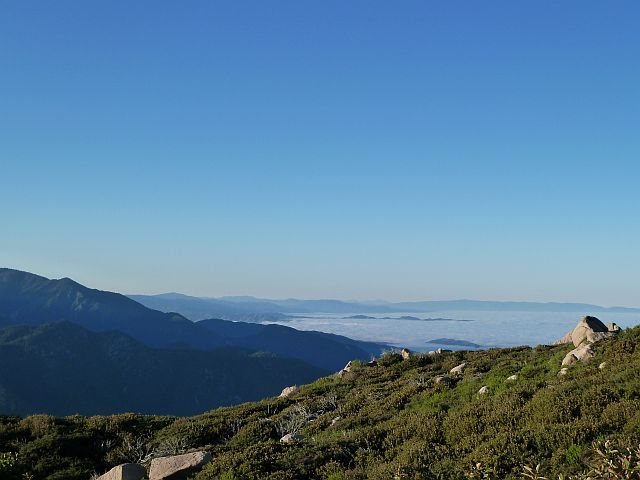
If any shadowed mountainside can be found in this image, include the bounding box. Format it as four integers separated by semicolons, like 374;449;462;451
0;321;326;416
0;268;223;350
0;268;384;371
197;318;382;369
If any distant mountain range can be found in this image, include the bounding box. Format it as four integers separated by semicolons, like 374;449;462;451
2;267;637;417
0;268;385;415
129;292;640;321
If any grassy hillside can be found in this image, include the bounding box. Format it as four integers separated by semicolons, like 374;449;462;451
2;326;640;479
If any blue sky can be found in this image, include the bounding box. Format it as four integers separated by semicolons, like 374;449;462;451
1;1;639;305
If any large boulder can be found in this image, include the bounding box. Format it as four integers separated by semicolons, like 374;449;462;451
607;322;621;333
279;385;299;398
562;343;595;366
450;363;467;375
570;316;610;347
280;433;304;444
96;464;146;480
149;451;212;480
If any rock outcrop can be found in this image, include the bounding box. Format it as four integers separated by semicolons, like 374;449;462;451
562;343;595;366
280;433;304;444
149;451;211;480
572;316;616;347
450;363;467;375
96;464;146;480
553;316;619;347
607;322;621;333
279;385;299;398
556;316;619;367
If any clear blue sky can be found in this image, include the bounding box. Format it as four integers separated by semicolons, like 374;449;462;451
2;1;639;305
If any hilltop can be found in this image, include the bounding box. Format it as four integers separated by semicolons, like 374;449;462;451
1;319;639;479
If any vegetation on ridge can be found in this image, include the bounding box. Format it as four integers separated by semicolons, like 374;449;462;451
2;326;640;479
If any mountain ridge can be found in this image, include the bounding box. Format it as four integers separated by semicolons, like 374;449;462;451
130;291;640;319
0;268;384;372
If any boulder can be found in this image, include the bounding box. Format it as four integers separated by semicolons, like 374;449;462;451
506;374;518;381
280;433;304;444
401;348;411;360
429;348;447;355
558;367;569;376
149;452;211;480
450;363;467;375
478;386;489;395
562;343;594;366
587;331;617;343
96;464;146;480
562;353;578;366
279;385;299;398
434;375;452;385
607;322;621;333
571;316;609;347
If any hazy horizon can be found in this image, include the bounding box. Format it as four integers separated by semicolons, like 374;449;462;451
3;265;640;310
2;2;639;306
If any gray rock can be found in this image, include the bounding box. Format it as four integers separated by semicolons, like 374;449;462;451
401;348;411;360
449;362;467;375
506;374;518;381
571;316;609;347
428;348;447;355
279;385;299;398
586;331;616;343
562;353;578;366
96;464;146;480
330;416;342;426
607;322;621;333
280;433;304;444
149;452;211;480
558;367;569;376
478;386;489;395
562;343;594;366
599;362;607;370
